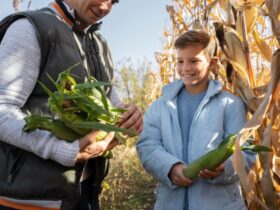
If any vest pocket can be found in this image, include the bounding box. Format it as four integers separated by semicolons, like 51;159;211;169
0;141;24;185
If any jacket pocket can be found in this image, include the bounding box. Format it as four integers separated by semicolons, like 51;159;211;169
226;183;239;202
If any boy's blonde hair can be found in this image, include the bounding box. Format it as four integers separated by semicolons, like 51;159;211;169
174;30;216;59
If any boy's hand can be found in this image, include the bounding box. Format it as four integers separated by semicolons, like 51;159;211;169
199;164;224;179
76;131;117;161
118;104;143;135
169;163;193;187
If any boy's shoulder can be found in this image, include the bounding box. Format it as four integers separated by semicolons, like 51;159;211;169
216;89;244;106
161;80;184;99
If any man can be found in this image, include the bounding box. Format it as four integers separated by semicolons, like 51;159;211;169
0;0;142;209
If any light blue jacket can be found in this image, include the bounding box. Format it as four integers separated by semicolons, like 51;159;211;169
136;79;256;210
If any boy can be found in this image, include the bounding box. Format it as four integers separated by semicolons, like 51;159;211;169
136;30;255;210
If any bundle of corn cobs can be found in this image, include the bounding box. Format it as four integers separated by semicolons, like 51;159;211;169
23;68;135;147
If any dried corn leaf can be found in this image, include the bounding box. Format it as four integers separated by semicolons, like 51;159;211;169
232;52;280;205
204;0;219;19
259;123;279;210
224;30;248;69
218;0;229;10
192;19;203;30
236;6;258;35
230;0;265;10
266;0;280;43
252;30;273;61
166;5;176;17
272;154;280;178
233;134;249;193
239;50;280;145
230;60;250;85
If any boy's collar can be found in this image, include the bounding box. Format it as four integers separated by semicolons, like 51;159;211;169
162;79;222;101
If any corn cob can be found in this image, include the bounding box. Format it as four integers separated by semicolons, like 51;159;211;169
23;115;81;141
183;134;271;179
23;67;135;149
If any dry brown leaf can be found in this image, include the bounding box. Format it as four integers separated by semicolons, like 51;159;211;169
219;0;229;10
204;0;219;19
236;6;258;35
230;0;265;10
239;50;280;144
224;30;248;67
252;30;273;61
259;123;279;210
272;154;280;177
266;0;280;43
166;5;176;17
192;19;203;30
230;60;251;85
233;134;249;193
13;0;20;12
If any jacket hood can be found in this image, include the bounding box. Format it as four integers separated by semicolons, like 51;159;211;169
162;79;222;101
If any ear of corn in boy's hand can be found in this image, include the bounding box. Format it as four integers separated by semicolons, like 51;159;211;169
182;134;272;179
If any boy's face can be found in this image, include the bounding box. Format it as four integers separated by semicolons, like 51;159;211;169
73;0;114;25
176;45;211;94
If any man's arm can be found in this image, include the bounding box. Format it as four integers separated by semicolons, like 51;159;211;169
0;18;79;166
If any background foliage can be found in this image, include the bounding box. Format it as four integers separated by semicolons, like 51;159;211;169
100;60;158;209
10;0;280;209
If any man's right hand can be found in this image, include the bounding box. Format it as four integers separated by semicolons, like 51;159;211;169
76;131;117;162
169;163;194;187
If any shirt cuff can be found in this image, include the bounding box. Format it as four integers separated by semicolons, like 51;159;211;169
52;140;79;166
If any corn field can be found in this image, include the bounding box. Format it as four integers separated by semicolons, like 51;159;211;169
9;0;280;209
154;0;280;209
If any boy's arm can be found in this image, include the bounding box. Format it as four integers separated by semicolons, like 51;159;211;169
136;100;182;188
208;96;256;184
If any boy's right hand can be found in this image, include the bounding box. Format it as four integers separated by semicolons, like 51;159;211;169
76;131;117;162
169;163;193;187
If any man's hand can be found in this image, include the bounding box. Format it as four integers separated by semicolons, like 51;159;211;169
199;164;224;179
169;163;193;187
76;131;117;162
118;104;143;135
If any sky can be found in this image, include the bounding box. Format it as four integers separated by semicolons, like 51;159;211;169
0;0;173;68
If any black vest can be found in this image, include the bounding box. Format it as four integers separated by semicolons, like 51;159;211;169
0;8;113;209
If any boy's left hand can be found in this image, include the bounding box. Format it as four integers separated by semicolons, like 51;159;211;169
199;164;224;179
118;104;143;135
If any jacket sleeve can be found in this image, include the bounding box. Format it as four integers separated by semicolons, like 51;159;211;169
0;18;79;166
136;100;182;188
209;95;257;184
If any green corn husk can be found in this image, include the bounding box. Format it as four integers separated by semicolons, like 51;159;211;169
183;134;271;179
23;67;136;154
23;115;81;141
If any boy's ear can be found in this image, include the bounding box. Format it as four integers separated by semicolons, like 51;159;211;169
210;56;219;65
208;56;219;75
